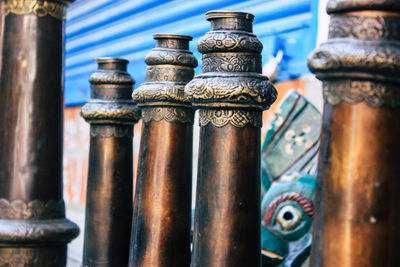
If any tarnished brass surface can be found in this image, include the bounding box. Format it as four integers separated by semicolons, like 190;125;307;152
185;11;276;267
0;2;78;266
308;1;400;266
129;34;196;267
81;58;140;267
1;0;74;20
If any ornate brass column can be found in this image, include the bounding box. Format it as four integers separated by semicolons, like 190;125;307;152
185;11;277;267
80;58;140;267
129;34;197;267
308;1;400;266
0;0;79;266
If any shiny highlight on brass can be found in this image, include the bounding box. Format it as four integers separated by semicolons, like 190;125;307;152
0;1;78;265
308;1;400;266
81;58;140;267
185;11;276;267
129;34;197;267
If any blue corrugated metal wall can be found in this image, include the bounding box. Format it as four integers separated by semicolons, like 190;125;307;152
65;0;318;106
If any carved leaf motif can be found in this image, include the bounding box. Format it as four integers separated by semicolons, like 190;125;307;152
199;109;262;128
142;107;194;124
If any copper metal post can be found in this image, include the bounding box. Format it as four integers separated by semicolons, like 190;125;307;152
80;58;141;267
308;0;400;266
129;34;197;267
185;11;277;267
0;1;79;266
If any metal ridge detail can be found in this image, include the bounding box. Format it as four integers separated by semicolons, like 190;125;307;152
81;100;141;124
308;40;400;83
185;75;277;110
0;219;79;243
133;83;189;105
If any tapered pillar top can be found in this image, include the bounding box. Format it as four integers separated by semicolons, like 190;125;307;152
81;58;141;126
132;34;197;108
307;0;400;108
185;11;276;115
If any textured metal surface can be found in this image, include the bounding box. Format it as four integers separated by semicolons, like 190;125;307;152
129;34;196;267
65;0;318;105
186;11;276;267
308;1;400;266
80;58;140;267
0;2;79;266
1;0;73;20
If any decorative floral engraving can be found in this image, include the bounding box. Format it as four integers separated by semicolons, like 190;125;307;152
185;76;277;110
1;0;68;20
323;80;400;108
133;83;189;105
0;199;64;220
81;101;141;124
146;67;194;83
145;49;198;68
202;53;261;73
142;107;194;124
199;109;262;128
329;15;400;40
198;32;263;53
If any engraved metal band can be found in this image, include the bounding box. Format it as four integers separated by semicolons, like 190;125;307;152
141;107;194;124
199;109;262;128
90;124;133;138
185;74;277;110
80;100;141;124
1;0;70;20
308;8;400;108
202;53;261;73
323;79;400;108
0;199;65;220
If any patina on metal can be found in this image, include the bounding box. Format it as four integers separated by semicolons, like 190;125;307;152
308;0;400;266
185;11;277;267
0;0;78;266
80;58;141;267
129;34;197;267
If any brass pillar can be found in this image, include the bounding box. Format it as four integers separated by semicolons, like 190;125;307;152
0;1;79;266
129;34;197;267
308;1;400;266
185;11;277;267
81;58;140;267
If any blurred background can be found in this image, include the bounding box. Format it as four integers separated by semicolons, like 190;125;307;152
63;0;329;265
